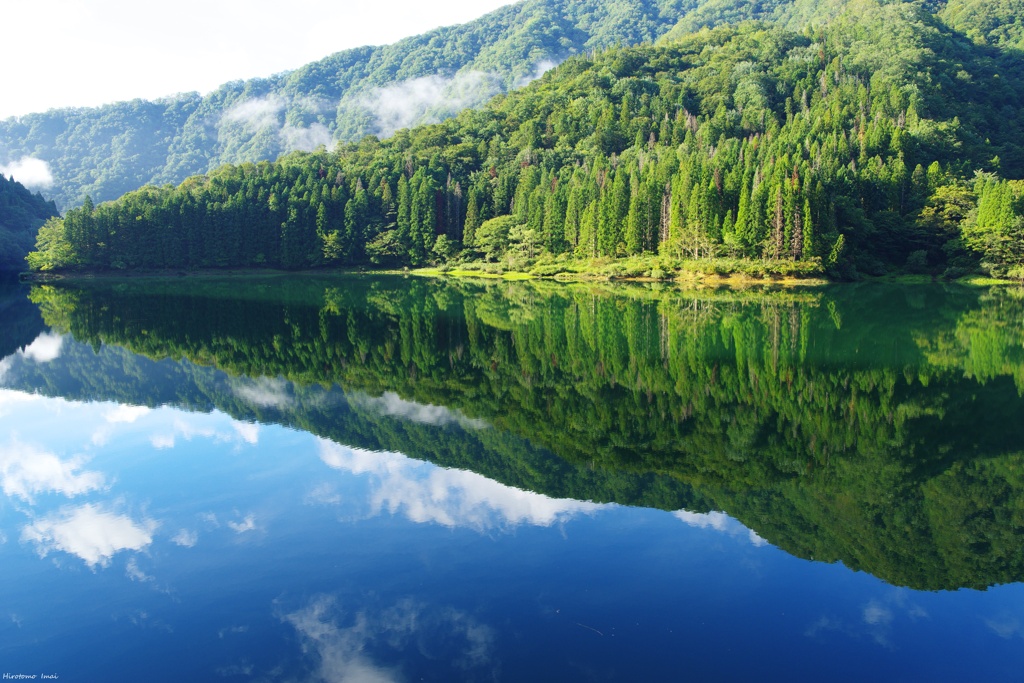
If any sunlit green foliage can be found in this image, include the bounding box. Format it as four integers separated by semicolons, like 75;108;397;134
940;0;1024;49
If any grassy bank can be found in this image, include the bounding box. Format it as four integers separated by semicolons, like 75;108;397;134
416;254;829;286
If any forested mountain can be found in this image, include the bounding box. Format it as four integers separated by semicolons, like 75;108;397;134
939;0;1024;49
5;0;1018;212
10;276;1024;590
0;0;692;208
0;175;58;270
28;0;1024;278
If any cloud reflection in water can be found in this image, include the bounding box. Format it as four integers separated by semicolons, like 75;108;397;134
21;503;158;567
674;509;768;547
19;333;64;364
0;440;106;503
318;440;603;531
282;595;494;683
347;391;488;430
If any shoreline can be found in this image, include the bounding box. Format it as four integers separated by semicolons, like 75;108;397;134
17;266;1019;288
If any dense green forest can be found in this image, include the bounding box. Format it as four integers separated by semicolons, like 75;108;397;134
9;276;1024;590
28;0;1024;278
0;175;58;269
0;0;692;209
659;0;1024;46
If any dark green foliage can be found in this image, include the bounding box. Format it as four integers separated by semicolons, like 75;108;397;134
0;175;58;269
0;276;45;356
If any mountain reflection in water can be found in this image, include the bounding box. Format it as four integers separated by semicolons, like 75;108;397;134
2;275;1024;681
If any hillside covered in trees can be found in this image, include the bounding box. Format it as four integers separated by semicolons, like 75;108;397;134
0;175;58;270
0;0;693;209
27;0;1024;279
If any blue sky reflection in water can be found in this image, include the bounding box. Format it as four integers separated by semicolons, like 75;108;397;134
2;280;1024;680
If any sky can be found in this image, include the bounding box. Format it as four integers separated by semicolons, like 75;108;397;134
1;0;518;120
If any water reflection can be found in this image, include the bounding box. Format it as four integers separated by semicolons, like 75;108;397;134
804;588;931;648
6;277;1024;590
674;510;767;547
318;441;603;530
282;596;496;683
348;391;488;430
0;438;105;502
22;503;157;568
0;388;639;571
3;276;1024;679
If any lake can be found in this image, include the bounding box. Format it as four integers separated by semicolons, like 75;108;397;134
2;273;1024;681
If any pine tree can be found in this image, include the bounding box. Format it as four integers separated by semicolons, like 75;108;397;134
464;189;481;248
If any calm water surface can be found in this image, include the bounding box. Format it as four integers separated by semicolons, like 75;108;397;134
2;274;1024;681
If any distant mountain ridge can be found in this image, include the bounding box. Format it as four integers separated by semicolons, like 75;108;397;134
0;0;693;208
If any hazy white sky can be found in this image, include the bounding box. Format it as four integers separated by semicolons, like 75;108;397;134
1;0;518;119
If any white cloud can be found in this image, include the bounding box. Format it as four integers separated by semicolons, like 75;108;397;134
91;425;113;447
306;482;342;506
280;122;333;152
232;421;259;445
105;405;151;424
221;97;335;153
171;528;198;547
125;557;154;582
808;592;928;647
674;509;768;547
985;617;1023;639
171;418;216;440
231;377;292;409
283;595;493;683
91;405;151;446
150;434;175;449
318;440;602;530
361;70;504;138
863;601;893;626
748;530;768;546
227;514;257;533
22;503;158;567
348;391;487;429
513;59;560;89
0;440;105;503
150;415;259;450
19;333;64;363
0;388;42;416
222;96;284;129
674;509;732;531
360;59;559;139
0;157;55;190
285;597;400;683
